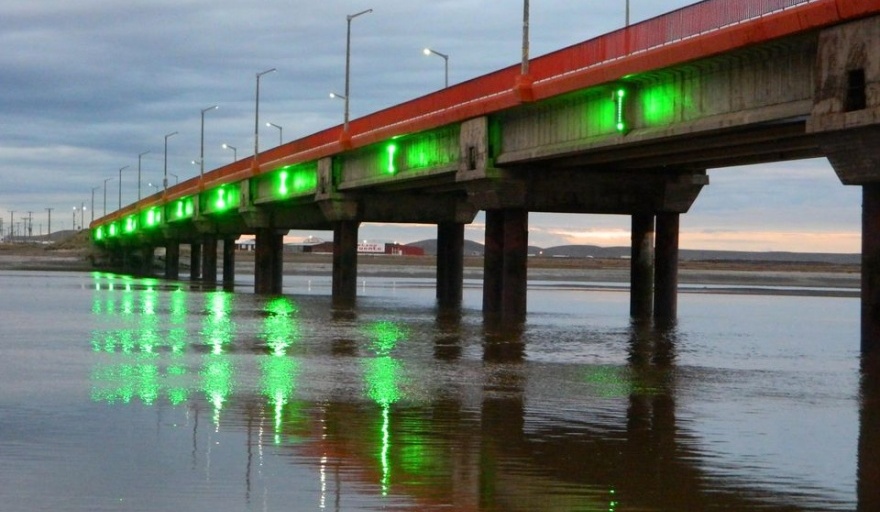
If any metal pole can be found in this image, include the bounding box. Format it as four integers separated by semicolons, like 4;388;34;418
138;151;149;201
79;203;84;232
626;0;630;26
201;106;218;180
91;186;99;222
118;165;129;210
344;9;372;133
164;131;178;191
46;207;52;236
103;177;113;216
522;0;529;75
254;68;276;158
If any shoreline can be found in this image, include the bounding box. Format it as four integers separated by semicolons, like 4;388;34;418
0;247;860;294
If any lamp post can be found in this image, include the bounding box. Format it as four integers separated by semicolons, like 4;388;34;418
46;207;53;236
522;0;530;75
164;131;178;191
118;165;129;210
266;122;282;146
423;48;449;88
137;150;150;202
103;177;113;216
342;8;372;132
90;186;99;222
254;68;276;157
626;0;630;26
169;173;179;185
222;143;237;161
200;105;218;180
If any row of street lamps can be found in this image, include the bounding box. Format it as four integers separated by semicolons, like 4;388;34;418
95;7;461;221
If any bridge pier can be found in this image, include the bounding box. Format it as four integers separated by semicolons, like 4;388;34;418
630;214;655;320
482;209;528;322
332;220;360;307
863;185;880;356
222;237;236;290
138;246;155;276
254;228;283;294
202;235;218;285
189;243;202;281
436;222;465;307
654;213;680;323
164;242;180;280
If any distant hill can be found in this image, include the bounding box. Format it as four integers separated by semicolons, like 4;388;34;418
408;240;860;265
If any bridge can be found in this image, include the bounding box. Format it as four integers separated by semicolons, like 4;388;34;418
90;0;880;354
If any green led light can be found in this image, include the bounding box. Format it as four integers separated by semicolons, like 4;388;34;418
95;227;104;240
278;170;289;196
185;198;194;216
614;87;627;133
215;187;227;210
124;215;136;233
176;201;184;218
109;223;118;236
386;143;398;174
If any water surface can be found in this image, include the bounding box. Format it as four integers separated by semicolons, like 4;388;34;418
0;270;871;511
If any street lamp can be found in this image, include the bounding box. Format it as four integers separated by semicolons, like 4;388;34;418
103;177;113;216
626;0;630;26
341;8;373;132
164;131;178;191
254;68;276;157
138;150;150;202
423;48;449;88
200;105;218;180
118;165;129;210
522;0;530;75
222;143;237;161
169;173;179;184
266;122;282;146
90;186;99;222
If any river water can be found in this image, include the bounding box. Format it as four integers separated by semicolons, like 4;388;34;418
0;269;874;511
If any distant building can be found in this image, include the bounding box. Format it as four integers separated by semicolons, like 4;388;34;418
305;241;423;256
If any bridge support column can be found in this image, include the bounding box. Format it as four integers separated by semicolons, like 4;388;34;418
254;228;283;294
164;242;179;280
190;243;202;281
222;237;236;290
630;214;655;320
654;213;680;323
138;246;155;277
202;236;218;285
436;222;464;307
863;185;880;356
482;209;528;321
332;220;360;307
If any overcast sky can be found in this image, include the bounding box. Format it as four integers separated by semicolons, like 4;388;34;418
0;0;862;252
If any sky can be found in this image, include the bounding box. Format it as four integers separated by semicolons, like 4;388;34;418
0;0;863;253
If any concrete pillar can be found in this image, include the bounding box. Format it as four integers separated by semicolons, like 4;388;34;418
482;210;505;315
164;242;180;280
859;357;880;512
501;208;528;321
139;246;155;276
654;213;680;323
254;228;283;294
332;220;359;307
222;237;236;290
863;185;880;355
436;222;465;306
202;235;218;284
630;214;655;320
190;243;202;281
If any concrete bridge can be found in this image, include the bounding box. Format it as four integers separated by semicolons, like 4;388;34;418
90;0;880;354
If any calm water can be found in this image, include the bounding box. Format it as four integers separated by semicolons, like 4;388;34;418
0;269;874;511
